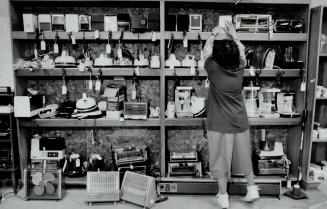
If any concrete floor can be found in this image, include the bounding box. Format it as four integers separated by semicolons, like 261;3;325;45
1;181;327;209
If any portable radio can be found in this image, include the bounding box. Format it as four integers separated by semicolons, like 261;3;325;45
124;102;148;120
38;14;52;32
52;14;65;31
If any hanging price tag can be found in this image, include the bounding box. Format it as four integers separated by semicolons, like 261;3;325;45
190;66;195;75
34;49;38;59
79;63;85;72
249;67;255;77
71;35;76;45
132;84;136;100
61;85;67;95
106;44;111;54
301;82;306;92
205;78;210;88
95;80;101;91
94;30;100;39
41;40;46;51
183;37;188;48
152;32;156;42
117;48;123;59
53;43;59;54
88;80;93;90
76;159;80;167
135;67;140;76
287;179;292;189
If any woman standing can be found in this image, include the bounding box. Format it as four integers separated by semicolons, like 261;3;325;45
203;22;260;208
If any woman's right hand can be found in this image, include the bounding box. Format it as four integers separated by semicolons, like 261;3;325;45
224;21;238;40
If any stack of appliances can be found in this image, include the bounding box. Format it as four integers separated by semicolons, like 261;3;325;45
168;150;202;178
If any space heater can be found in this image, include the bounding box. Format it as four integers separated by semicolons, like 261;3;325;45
86;171;120;206
121;171;157;208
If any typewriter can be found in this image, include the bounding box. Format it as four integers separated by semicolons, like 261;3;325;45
114;146;148;166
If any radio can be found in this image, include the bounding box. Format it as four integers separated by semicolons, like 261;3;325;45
91;14;104;31
170;151;198;163
189;14;202;31
124;102;148;120
114;146;148;166
38;14;52;32
52;14;65;31
79;15;91;31
31;135;65;160
234;14;272;33
65;14;79;32
168;162;202;177
274;19;304;33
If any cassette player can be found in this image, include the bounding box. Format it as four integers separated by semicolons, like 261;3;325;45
31;136;65;160
168;162;202;177
114;146;148;166
234;14;272;33
170;151;198;163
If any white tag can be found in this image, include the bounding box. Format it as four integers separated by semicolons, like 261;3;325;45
106;44;111;54
135;67;140;76
71;35;76;45
269;28;274;40
53;43;59;54
94;30;100;39
95;80;101;91
190;66;195;75
249;67;255;77
287;179;292;189
41;40;46;50
183;37;188;48
114;76;125;81
205;78;210;88
301;82;306;91
169;64;174;70
79;63;85;72
61;85;67;95
34;49;38;59
88;80;93;90
152;32;156;42
117;48;123;59
76;159;80;167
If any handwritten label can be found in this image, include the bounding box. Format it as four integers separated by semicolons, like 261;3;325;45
53;43;59;54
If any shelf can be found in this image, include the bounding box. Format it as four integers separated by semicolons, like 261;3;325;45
312;137;327;143
64;176;86;186
0;167;18;173
316;97;327;100
165;117;301;127
19;118;161;128
165;68;301;77
12;31;160;41
15;68;160;77
164;32;307;42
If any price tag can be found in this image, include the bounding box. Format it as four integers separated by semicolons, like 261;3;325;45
61;85;67;95
152;32;156;42
88;80;93;90
135;67;140;76
94;30;100;39
34;49;38;59
53;43;59;54
287;179;292;189
117;48;123;59
249;67;255;77
106;44;112;54
95;80;101;91
301;82;306;92
183;37;188;48
76;159;80;167
190;66;195;75
205;78;210;88
269;28;274;40
79;63;85;72
71;35;76;45
41;40;46;51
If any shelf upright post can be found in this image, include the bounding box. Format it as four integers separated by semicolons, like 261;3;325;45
159;0;166;177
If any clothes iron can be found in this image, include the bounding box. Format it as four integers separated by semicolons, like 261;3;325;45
150;55;160;69
94;53;113;67
55;50;76;67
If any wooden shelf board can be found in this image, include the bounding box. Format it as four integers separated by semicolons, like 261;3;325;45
164;68;301;77
64;176;86;186
165;118;301;126
12;31;160;41
20;118;161;127
164;32;307;42
15;68;160;77
316;97;327;100
0;167;18;172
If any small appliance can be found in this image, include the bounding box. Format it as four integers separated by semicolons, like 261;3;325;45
79;15;91;31
30;135;65;160
114;146;148;166
101;84;126;119
104;15;118;32
38;14;52;32
14;95;45;117
165;54;181;68
150;55;160;69
62;153;87;177
55;50;76;67
65;14;79;32
259;88;281;118
181;54;197;67
175;86;193;118
243;86;260;118
124;102;148;120
117;13;131;31
121;171;157;209
131;14;147;33
169;151;198;163
168;162;202;177
38;104;59;119
274;19;304;33
147;12;160;31
166;14;177;31
91;14;104;31
189;14;202;31
234;14;272;33
177;14;189;31
88;154;105;171
23;14;38;32
52;14;65;31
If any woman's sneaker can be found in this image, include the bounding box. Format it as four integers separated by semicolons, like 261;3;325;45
216;193;229;208
244;185;260;202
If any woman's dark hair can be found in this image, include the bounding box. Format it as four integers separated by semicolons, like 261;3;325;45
212;40;240;70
